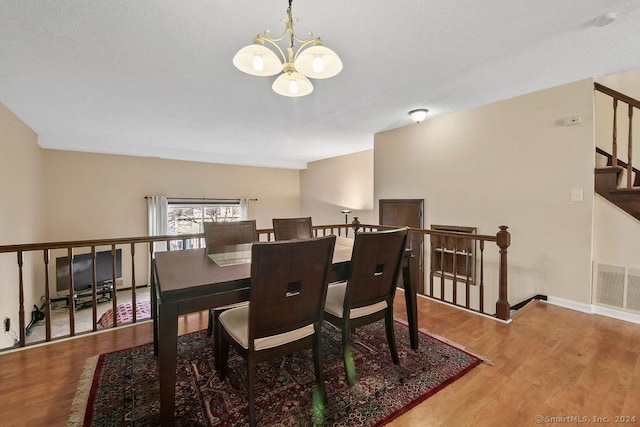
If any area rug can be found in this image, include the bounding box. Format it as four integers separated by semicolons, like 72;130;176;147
97;300;151;329
69;320;483;426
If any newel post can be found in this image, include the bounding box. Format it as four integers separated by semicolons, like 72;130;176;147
496;226;511;321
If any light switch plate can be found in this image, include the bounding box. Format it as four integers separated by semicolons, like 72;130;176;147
571;188;583;202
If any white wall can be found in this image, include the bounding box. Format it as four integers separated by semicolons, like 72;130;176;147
0;103;44;348
300;150;375;226
374;79;596;306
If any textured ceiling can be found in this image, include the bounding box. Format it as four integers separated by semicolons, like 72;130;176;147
1;0;639;169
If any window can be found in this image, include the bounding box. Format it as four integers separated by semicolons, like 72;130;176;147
167;199;241;250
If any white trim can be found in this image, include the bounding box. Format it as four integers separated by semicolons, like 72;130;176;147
543;297;640;325
399;289;512;324
592;305;640;325
0;320;152;354
544;296;592;314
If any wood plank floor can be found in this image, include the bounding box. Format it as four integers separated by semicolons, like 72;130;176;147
1;296;639;426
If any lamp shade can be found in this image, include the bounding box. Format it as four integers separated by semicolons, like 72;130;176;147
272;71;314;97
409;109;429;123
233;44;282;77
295;45;343;79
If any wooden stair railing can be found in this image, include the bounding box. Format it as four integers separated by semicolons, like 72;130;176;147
594;83;640;220
595;147;640;187
595;82;639;189
0;222;511;351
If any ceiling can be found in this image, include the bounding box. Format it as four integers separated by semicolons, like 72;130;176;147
1;1;640;170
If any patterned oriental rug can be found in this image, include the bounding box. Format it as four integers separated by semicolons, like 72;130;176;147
69;320;483;426
97;300;151;329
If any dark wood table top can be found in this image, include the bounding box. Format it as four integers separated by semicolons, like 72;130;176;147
154;237;354;302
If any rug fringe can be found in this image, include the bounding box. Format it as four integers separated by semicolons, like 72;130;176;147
67;355;99;427
394;318;494;366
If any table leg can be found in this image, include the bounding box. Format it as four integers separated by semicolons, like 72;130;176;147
402;254;419;349
158;301;178;425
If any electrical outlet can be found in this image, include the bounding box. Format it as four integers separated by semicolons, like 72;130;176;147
4;317;10;332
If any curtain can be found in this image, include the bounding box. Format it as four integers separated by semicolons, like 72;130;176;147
240;198;250;220
147;196;168;253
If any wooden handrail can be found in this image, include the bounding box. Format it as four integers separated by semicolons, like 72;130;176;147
0;222;511;350
595;83;640;110
595;82;639;189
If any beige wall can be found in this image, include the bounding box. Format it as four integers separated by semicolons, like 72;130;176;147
1;127;302;348
374;79;596;307
300;150;375;226
594;68;640;164
42;150;300;240
0;103;44;348
593;69;640;300
593;196;640;269
40;150;301;298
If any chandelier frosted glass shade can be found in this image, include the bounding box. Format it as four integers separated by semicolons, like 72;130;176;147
232;0;342;97
272;71;314;97
294;45;343;79
232;44;282;77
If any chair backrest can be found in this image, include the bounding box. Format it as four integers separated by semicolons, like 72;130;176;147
344;227;409;312
204;220;257;253
248;235;336;343
272;217;314;241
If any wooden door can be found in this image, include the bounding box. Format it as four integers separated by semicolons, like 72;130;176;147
379;199;424;292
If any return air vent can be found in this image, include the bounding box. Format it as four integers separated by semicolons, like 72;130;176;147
595;264;640;314
627;268;640;312
595;264;625;308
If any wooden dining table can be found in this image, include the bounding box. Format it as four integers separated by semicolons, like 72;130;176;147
151;236;419;425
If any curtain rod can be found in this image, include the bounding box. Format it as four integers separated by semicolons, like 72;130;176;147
144;196;258;201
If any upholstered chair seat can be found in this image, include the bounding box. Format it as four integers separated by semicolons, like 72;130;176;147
323;227;409;386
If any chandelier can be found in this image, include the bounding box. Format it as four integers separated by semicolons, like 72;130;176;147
232;0;343;97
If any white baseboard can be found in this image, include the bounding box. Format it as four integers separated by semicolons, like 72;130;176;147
592;305;640;325
545;297;592;314
544;296;640;325
398;289;512;324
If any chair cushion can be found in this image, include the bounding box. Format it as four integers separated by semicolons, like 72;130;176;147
212;301;248;312
324;281;388;319
219;305;315;351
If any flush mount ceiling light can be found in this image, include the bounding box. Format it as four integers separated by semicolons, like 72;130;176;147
232;0;343;97
593;12;617;27
409;109;429;124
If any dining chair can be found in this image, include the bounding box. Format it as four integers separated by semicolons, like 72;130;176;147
204;219;258;251
272;216;314;240
217;235;336;427
204;220;258;369
323;227;409;386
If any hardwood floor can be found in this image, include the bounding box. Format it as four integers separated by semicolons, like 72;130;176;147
1;296;638;426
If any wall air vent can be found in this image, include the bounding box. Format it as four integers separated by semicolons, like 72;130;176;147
596;264;625;308
595;263;640;314
626;268;640;312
